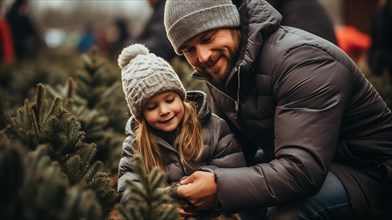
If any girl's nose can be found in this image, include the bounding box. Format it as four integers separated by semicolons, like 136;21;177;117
159;105;170;116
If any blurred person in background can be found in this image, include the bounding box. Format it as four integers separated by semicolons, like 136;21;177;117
6;0;45;60
0;0;15;65
368;0;392;82
335;25;371;64
128;0;176;61
107;18;130;59
77;22;97;54
233;0;337;45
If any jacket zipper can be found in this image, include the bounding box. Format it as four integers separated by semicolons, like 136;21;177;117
235;66;241;120
157;139;189;174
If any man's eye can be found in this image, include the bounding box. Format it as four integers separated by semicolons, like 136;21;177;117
201;36;212;43
182;47;195;54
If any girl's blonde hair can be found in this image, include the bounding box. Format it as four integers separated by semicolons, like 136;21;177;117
135;100;203;173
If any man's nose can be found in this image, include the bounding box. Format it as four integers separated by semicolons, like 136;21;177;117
197;45;212;64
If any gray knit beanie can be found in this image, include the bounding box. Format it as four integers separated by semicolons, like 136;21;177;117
164;0;240;55
118;43;186;121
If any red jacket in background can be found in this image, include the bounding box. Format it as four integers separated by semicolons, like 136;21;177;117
0;17;15;65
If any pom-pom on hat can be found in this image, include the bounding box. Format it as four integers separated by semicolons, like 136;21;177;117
118;43;186;121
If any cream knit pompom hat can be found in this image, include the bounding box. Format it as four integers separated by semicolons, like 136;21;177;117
118;43;186;120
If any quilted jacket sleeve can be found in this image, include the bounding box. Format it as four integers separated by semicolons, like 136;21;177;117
117;118;139;205
201;114;247;169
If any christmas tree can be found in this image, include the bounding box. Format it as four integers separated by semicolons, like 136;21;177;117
5;84;116;217
0;136;103;220
45;47;127;172
116;155;179;220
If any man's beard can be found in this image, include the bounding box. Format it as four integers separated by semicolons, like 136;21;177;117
196;32;241;89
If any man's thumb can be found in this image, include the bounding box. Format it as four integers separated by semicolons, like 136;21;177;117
180;174;195;185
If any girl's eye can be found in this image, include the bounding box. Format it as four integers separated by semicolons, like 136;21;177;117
166;98;175;103
145;105;157;111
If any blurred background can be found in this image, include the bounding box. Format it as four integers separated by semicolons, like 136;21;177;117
0;0;386;66
1;0;153;60
0;0;380;57
1;0;391;219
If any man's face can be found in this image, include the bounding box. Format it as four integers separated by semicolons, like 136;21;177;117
180;28;241;89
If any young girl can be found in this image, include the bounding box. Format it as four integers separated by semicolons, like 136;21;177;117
117;44;246;215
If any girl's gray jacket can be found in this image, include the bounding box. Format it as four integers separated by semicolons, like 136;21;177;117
117;91;246;204
192;0;392;215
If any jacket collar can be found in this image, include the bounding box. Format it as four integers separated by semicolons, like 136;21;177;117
230;0;281;79
186;90;211;125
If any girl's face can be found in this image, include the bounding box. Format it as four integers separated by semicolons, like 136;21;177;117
142;91;185;132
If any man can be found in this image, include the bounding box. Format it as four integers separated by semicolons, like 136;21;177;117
164;0;392;219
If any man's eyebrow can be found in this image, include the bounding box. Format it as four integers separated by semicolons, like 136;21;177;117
179;44;187;51
180;31;214;50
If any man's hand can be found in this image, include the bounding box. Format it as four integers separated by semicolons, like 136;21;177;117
176;171;217;210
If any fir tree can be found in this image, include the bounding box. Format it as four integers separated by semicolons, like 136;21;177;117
115;155;240;220
5;84;116;217
116;155;179;220
0;137;103;220
0;56;69;112
46;48;127;172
